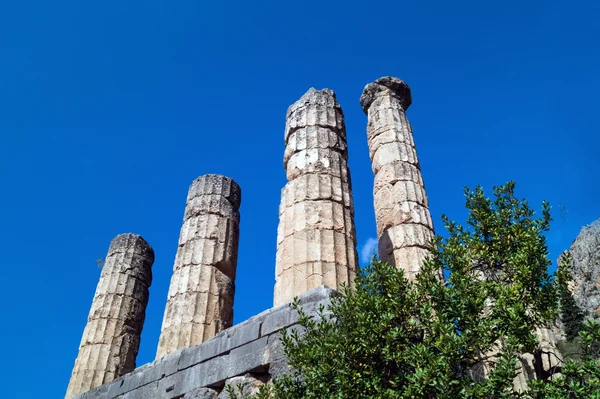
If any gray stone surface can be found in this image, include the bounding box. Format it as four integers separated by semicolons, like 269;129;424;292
73;286;336;399
564;217;600;320
275;88;359;306
157;174;242;358
185;387;218;399
513;327;562;392
218;374;268;399
66;234;154;399
360;77;438;280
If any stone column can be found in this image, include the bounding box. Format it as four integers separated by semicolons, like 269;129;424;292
360;76;435;280
65;234;154;399
274;88;359;306
513;327;563;391
156;174;241;358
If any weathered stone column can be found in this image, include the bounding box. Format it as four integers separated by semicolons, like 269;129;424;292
65;234;154;399
360;76;435;280
513;327;563;391
274;88;359;306
157;174;241;358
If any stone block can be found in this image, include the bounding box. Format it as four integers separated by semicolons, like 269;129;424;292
284;126;347;167
279;174;352;211
184;195;240;222
176;315;262;371
285;148;349;182
185;387;218;399
373;162;423;193
187;175;241;210
285;88;344;142
226;337;271;377
122;381;159;399
371;142;418;174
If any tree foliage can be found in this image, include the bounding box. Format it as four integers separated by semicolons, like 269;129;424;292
240;182;600;398
555;251;586;341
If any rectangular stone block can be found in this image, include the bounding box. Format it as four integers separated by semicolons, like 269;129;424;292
263;286;336;335
122;381;159;399
226;336;271;376
177;316;262;371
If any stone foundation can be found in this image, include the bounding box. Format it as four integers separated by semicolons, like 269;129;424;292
73;286;336;399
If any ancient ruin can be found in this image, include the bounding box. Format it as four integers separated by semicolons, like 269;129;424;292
71;287;335;399
66;234;154;398
67;76;580;398
274;88;359;306
156;174;242;358
360;77;436;280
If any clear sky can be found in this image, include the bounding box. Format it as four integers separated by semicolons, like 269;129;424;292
1;0;598;397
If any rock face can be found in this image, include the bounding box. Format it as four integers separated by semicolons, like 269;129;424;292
65;234;154;399
274;88;359;306
566;218;600;320
360;77;435;280
156;174;242;358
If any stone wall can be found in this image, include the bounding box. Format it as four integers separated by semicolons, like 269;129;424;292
73;286;336;399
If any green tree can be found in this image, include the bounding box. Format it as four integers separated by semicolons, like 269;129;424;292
237;182;599;398
555;251;586;341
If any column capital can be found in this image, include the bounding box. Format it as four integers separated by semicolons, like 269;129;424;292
360;76;412;114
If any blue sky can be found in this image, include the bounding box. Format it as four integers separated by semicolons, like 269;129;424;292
1;0;598;396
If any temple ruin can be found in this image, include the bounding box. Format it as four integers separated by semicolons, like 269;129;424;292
66;77;561;398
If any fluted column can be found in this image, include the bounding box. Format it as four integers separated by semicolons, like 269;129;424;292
66;234;154;398
274;88;359;306
360;76;435;280
156;174;241;358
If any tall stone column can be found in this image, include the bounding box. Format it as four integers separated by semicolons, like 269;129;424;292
157;174;241;358
360;76;435;280
65;234;154;399
274;88;359;306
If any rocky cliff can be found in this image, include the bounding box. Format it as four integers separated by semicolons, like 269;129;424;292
566;218;600;321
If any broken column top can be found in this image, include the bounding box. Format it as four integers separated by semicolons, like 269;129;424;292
360;76;412;114
285;88;345;143
286;88;340;116
107;233;155;262
187;174;242;210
